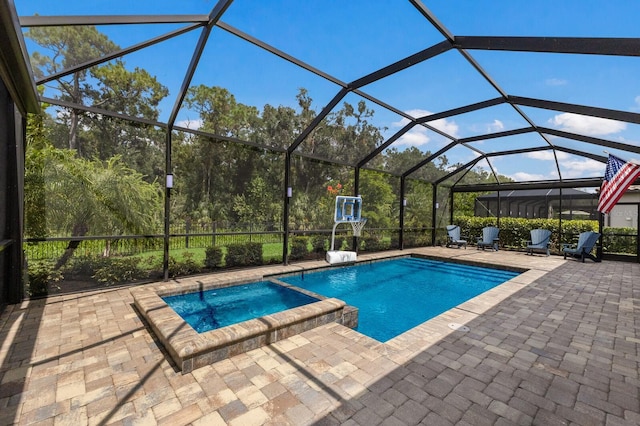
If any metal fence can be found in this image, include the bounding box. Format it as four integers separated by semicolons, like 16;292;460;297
171;221;283;250
24;221;285;261
23;223;435;262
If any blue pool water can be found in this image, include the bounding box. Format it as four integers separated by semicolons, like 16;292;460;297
163;282;319;333
278;257;520;342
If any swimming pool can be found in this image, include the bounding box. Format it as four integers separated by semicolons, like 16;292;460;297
163;281;320;333
277;256;520;342
133;254;522;372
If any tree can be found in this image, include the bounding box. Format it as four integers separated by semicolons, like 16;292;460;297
24;130;162;268
404;179;433;228
24;112;49;239
292;94;385;196
84;61;168;181
359;170;396;229
331;100;385;166
26;25;118;152
173;86;261;223
233;176;282;227
255;103;299;149
384;146;444;181
26;26;169;182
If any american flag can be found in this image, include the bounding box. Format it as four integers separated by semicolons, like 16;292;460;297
597;154;640;214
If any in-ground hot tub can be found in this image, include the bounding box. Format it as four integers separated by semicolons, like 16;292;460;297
133;277;357;373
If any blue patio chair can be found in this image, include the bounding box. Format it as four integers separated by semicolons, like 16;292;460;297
562;231;601;263
526;229;552;256
477;226;500;251
445;225;467;249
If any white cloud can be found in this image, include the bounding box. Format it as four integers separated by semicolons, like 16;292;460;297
468;119;503;136
559;158;605;179
403;109;430;121
549;113;626;136
391;109;459;147
175;119;203;130
524;151;569;161
428;117;459;137
487;119;504;133
522;151;605;178
545;78;567;86
509;171;547;181
398;128;431;146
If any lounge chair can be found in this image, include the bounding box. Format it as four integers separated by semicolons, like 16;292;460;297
526;229;552;256
562;231;601;262
445;225;467;249
477;226;500;251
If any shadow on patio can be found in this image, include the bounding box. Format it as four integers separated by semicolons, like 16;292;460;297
312;259;640;425
1;250;638;425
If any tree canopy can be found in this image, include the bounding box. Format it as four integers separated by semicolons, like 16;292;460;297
25;25;509;246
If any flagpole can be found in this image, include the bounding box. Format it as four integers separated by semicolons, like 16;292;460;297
597;209;603;261
597;149;605;260
603;150;640;166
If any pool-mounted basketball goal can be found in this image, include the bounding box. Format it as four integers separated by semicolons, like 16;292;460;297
326;196;367;264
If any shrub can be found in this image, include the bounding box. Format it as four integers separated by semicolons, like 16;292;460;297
226;242;263;267
289;236;309;260
602;227;637;254
453;216;599;252
27;260;62;297
63;255;110;277
361;235;389;252
93;257;147;285
205;246;224;268
398;232;430;248
310;235;328;253
138;252;203;278
337;236;354;251
141;255;163;279
168;251;203;277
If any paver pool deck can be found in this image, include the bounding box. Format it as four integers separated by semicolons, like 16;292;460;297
1;247;638;425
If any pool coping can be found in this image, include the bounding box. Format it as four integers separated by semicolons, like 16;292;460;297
132;277;350;373
132;252;547;373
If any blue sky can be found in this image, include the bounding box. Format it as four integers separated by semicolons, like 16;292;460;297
16;0;640;184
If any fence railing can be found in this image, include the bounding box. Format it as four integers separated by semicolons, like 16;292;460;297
23;224;437;261
24;221;285;260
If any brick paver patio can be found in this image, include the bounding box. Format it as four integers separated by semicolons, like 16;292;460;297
1;248;638;425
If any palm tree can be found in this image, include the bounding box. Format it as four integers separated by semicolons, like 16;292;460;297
26;140;162;269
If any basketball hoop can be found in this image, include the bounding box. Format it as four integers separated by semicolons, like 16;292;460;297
328;196;365;258
350;218;367;237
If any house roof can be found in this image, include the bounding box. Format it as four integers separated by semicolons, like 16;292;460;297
477;188;594;200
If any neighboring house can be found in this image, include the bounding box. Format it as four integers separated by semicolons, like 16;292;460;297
474;188;598;220
604;186;640;229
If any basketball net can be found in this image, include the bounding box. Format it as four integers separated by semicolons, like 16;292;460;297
350;218;367;237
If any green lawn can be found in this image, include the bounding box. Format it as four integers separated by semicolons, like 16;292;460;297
131;242;284;266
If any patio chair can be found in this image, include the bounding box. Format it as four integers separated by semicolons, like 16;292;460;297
562;231;601;262
445;225;467;249
477;226;500;251
526;229;552;256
